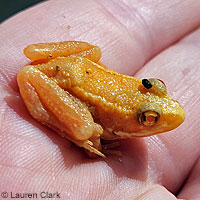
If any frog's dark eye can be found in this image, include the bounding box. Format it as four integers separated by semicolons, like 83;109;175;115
138;111;160;126
141;78;167;96
137;103;161;126
142;79;152;89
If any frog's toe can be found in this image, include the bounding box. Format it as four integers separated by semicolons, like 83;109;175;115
82;140;106;158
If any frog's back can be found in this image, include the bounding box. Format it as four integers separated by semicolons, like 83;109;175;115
37;56;142;113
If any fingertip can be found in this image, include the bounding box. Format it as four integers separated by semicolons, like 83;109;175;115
135;185;178;200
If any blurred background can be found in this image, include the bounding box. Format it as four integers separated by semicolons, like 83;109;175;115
0;0;45;23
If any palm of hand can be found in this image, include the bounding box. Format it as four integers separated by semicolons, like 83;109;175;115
0;0;200;199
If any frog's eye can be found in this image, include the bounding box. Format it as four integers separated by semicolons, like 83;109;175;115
142;79;152;89
138;110;160;126
142;78;167;96
137;103;162;126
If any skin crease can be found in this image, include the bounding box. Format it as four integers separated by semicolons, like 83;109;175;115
0;0;200;199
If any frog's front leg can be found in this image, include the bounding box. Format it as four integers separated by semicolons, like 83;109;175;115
17;65;105;158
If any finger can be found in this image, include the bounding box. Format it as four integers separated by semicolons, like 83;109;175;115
135;185;178;200
177;157;200;199
97;0;200;73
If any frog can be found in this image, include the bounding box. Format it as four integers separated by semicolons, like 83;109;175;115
17;41;185;158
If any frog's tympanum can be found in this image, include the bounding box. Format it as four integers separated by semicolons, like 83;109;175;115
17;41;185;157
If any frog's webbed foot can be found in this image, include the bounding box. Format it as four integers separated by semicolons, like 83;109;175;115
102;141;123;157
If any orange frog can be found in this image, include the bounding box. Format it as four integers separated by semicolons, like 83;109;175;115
17;41;185;157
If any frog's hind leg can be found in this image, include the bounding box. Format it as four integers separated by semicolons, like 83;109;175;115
17;65;104;157
24;41;102;63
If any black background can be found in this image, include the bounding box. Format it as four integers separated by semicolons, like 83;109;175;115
0;0;45;23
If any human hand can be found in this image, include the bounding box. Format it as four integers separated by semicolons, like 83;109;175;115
0;0;200;199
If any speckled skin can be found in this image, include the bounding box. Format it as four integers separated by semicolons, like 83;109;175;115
17;41;185;157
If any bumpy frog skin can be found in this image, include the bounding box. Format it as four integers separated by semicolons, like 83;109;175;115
17;41;185;157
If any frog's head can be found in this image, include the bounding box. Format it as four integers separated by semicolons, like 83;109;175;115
133;78;185;136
